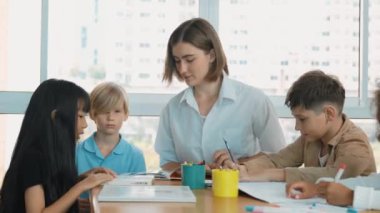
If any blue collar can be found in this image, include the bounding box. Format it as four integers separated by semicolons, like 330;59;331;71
83;133;125;158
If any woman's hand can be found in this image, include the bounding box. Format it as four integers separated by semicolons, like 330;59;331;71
286;181;318;199
212;149;231;168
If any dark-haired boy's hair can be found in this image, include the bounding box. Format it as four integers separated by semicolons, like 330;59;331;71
285;70;345;114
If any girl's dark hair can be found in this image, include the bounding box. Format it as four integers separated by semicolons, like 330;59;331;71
163;18;229;84
0;79;90;213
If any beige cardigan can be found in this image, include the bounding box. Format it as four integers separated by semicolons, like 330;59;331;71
243;115;376;183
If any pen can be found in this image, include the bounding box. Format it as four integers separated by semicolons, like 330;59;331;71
315;163;347;184
310;203;354;213
334;163;346;182
244;205;324;213
223;138;236;164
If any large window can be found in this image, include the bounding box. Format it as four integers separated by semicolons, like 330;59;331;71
0;0;41;91
1;0;379;183
47;0;198;93
219;0;361;97
368;0;380;96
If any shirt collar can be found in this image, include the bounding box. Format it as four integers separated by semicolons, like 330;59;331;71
304;114;351;148
179;75;237;105
83;133;97;152
219;76;237;102
326;114;351;147
83;133;125;158
112;138;125;155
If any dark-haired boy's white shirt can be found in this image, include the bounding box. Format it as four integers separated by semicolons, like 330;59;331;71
154;76;286;166
338;173;380;210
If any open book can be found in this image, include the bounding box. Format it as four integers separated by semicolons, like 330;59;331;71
98;185;196;203
159;169;182;180
105;174;154;186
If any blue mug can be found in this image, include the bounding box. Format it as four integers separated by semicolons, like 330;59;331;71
181;164;206;189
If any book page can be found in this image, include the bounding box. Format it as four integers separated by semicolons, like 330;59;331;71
98;185;196;203
106;174;154;186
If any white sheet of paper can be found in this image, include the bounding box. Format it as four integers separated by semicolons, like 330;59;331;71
238;182;355;212
239;182;325;204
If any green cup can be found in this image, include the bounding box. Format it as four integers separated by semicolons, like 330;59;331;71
181;164;206;189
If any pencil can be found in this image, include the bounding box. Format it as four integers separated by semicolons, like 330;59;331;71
223;138;236;164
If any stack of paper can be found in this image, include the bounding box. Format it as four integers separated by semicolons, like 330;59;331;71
98;185;196;203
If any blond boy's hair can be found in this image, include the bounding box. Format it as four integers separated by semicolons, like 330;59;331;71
89;82;128;119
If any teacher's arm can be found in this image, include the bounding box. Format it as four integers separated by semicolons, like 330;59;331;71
154;106;181;171
252;95;286;153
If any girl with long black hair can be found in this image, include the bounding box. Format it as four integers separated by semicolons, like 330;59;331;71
0;79;114;213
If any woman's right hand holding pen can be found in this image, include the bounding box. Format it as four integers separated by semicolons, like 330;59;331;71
211;149;257;181
212;149;234;168
212;149;252;179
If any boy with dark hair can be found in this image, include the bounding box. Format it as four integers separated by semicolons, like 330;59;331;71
286;88;380;210
226;70;376;183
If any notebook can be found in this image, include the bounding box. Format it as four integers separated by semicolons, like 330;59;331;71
159;169;182;180
98;185;196;203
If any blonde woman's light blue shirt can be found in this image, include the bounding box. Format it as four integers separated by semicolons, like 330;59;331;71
154;77;286;166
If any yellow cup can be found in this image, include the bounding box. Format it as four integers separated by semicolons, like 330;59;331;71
212;169;239;198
